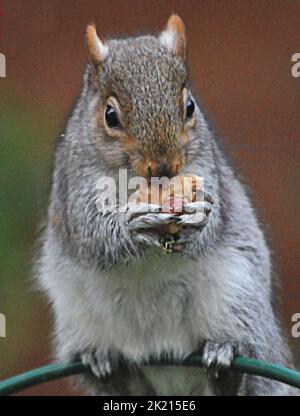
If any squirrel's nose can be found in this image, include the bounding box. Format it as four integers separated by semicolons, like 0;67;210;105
157;162;172;178
144;155;184;180
148;161;175;179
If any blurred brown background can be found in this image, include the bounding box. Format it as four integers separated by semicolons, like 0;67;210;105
0;0;299;395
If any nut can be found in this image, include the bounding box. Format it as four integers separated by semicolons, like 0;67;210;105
134;174;203;235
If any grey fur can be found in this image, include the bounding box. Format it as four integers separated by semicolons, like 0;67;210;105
36;23;297;396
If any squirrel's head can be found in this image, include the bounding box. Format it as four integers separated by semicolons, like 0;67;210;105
85;15;200;180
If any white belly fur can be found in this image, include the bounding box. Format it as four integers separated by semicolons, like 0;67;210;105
40;240;255;395
140;366;213;395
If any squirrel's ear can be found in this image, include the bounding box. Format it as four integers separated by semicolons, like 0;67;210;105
159;15;186;59
86;24;109;67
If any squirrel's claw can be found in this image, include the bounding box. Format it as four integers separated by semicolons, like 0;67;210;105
202;341;245;379
183;200;212;215
80;349;121;380
178;212;207;226
132;232;161;247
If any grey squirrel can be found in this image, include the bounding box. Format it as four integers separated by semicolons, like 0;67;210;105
37;15;297;395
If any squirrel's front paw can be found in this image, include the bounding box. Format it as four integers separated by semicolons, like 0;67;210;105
175;192;213;242
126;202;180;247
202;341;244;379
80;349;122;379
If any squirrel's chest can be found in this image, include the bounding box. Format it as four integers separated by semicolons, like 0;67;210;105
97;257;213;396
96;252;199;357
84;246;247;358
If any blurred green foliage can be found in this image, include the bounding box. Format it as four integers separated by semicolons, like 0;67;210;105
0;92;55;376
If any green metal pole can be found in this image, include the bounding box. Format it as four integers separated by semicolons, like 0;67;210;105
0;355;299;396
0;362;85;396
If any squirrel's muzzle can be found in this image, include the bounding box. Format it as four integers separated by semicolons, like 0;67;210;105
132;151;185;180
146;154;185;180
151;162;172;178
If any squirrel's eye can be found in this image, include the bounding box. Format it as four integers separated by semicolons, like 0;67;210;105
186;96;195;119
105;105;120;128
